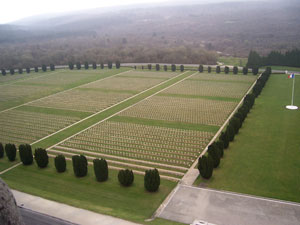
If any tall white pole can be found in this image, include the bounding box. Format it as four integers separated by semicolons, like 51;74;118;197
291;75;295;106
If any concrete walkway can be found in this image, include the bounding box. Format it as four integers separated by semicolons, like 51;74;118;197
158;185;300;225
12;190;140;225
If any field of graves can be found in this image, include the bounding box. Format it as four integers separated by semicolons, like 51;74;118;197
0;67;258;224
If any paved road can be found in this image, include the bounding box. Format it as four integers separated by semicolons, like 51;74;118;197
158;185;300;225
20;207;76;225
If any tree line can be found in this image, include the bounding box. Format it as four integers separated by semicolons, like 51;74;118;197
198;68;271;179
0;143;160;192
247;49;300;68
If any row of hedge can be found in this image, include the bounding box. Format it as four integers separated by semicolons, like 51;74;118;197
198;68;271;179
135;64;259;75
1;64;55;75
0;143;160;192
68;61;121;70
1;61;122;76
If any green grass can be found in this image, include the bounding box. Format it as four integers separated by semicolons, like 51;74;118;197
158;93;239;102
218;56;248;67
262;66;300;72
0;160;180;225
0;157;20;172
194;74;300;203
31;71;195;149
110;116;219;133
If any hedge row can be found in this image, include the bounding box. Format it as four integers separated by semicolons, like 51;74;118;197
198;68;271;179
0;144;160;192
69;61;121;70
1;61;122;76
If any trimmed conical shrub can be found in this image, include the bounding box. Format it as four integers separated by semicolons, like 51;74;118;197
0;143;4;158
216;140;224;158
219;131;230;149
226;124;235;142
5;144;17;161
34;148;49;168
118;169;134;187
19;144;33;165
55;155;66;173
144;169;160;192
72;155;87;177
198;155;213;179
207;143;221;168
93;158;108;182
229;117;241;134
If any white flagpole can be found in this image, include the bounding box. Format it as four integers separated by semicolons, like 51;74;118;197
286;74;298;110
291;75;295;106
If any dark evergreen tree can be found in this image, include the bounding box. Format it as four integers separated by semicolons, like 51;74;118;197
34;66;39;72
116;61;121;69
247;50;261;68
226;124;235;142
26;67;30;73
208;66;211;73
224;66;229;74
0;143;4;158
144;169;160;192
1;69;6;76
55;155;66;173
243;67;248;75
92;62;97;69
164;65;168;71
42;65;47;72
244;93;255;109
171;64;176;72
229;117;241;134
234;112;243;128
156;64;160;71
50;64;55;71
207;143;221;168
72;155;87;177
216;66;221;73
10;68;15;75
76;62;81;70
84;62;89;69
34;148;49;168
118;169;134;187
198;65;204;73
216;140;224;158
198;155;213;179
69;62;74;70
252;67;259;75
180;65;184;72
5;144;16;161
108;61;113;69
93;158;108;182
19;144;33;165
233;66;238;74
219;131;230;149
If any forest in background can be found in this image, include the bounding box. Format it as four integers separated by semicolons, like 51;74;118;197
0;0;299;69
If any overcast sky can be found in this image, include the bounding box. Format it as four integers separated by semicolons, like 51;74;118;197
0;0;170;24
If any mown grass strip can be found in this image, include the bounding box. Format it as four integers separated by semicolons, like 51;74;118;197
77;87;139;94
16;105;92;119
32;71;195;149
187;78;254;84
157;93;239;102
110;116;219;133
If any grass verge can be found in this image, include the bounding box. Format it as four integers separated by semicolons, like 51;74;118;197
194;74;300;203
0;160;181;225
